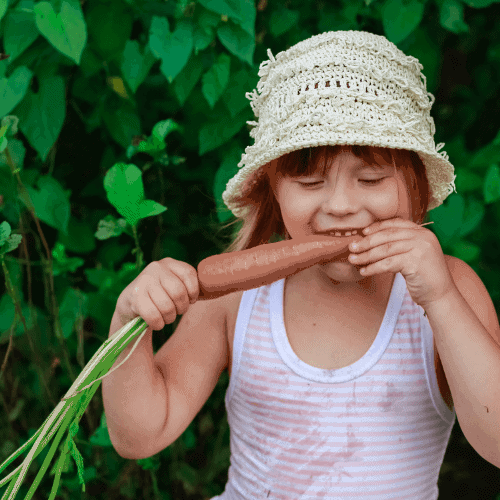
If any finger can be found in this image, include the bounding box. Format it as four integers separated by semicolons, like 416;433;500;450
142;288;176;330
363;217;417;235
351;228;416;253
157;273;191;317
349;239;410;266
358;252;405;276
159;258;200;303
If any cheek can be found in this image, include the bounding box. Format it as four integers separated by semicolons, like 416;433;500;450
278;185;314;217
365;177;403;220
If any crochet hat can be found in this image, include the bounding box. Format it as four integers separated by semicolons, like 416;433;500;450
222;30;457;219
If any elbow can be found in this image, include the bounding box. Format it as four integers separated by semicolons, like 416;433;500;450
112;442;158;460
462;423;500;468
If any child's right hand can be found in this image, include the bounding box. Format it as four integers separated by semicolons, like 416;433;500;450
114;258;200;331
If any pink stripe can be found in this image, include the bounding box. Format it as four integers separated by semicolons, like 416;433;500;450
242;432;445;463
238;367;427;389
271;469;432;498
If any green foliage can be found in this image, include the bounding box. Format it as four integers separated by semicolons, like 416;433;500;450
1;0;500;498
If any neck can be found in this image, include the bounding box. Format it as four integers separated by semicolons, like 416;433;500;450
303;267;396;303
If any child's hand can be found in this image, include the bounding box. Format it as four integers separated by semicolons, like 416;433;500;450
348;217;456;310
115;258;200;331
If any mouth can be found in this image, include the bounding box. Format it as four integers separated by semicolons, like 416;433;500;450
321;228;365;237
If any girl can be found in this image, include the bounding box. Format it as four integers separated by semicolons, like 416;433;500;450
103;31;500;499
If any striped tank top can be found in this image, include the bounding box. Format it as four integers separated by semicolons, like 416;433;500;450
211;273;456;499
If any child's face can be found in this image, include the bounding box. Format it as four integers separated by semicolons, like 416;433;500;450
274;147;412;282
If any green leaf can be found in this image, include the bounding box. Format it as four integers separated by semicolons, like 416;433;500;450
104;163;144;226
454;169;483;193
21;176;71;234
429;194;464;246
0;138;26;174
7;399;25;423
103;162;167;227
101;101;141;149
172;53;205;105
1;115;19;137
0;295;36;339
95;215;128;240
34;0;87;64
0;0;7;23
221;64;256;117
469;143;500;170
451;240;481;262
0;66;33;118
0;221;12;246
235;0;256;37
137;455;161;471
3;0;40;63
198;0;255;37
438;0;470;34
86;0;133;61
199;107;250;155
148;16;193;83
270;8;300;37
197;0;242;22
458;197;485;238
89;413;113;448
58;216;97;253
181;425;197;449
193;6;220;53
214;142;243;223
15;75;66;162
217;21;254;65
126;119;180;158
57;287;87;338
462;0;500;6
483;164;500;204
137;199;167;219
382;0;425;45
120;40;156;94
152;119;180;143
202;53;231;108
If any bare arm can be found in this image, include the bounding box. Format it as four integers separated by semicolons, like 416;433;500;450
102;311;168;459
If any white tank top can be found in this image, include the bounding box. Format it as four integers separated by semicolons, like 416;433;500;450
211;273;456;499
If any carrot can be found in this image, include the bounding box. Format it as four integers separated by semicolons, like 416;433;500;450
197;234;364;300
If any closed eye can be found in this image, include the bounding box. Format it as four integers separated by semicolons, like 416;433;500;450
298;181;323;187
298;178;387;187
361;178;386;185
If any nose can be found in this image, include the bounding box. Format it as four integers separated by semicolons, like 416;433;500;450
320;179;360;215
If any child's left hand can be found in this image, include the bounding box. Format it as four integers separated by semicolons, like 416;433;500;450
348;217;456;310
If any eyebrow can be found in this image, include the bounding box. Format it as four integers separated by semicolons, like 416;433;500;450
354;162;389;171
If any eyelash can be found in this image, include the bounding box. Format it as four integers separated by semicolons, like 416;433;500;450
298;179;386;187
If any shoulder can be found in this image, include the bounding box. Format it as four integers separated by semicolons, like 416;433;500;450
444;254;487;291
444;254;500;346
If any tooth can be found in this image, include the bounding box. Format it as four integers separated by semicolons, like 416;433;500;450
345;231;352;236
351;230;357;235
335;232;342;237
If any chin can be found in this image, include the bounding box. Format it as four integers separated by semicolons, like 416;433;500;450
321;259;362;275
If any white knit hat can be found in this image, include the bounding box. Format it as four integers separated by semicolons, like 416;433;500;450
222;30;457;218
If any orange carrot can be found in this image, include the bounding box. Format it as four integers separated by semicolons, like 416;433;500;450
197;234;364;300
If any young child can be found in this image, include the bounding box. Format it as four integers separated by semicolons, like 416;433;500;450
103;31;500;499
